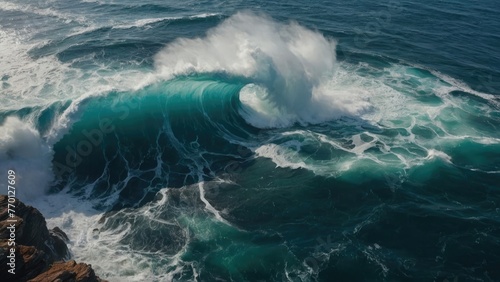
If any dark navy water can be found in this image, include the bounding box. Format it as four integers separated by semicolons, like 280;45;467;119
1;0;499;281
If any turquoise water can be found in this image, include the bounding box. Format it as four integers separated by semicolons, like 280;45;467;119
1;0;499;281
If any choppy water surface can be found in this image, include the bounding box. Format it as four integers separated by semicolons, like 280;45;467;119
1;0;499;281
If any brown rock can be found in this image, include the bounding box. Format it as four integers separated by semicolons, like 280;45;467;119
0;195;106;282
0;195;69;261
0;241;50;281
29;260;105;282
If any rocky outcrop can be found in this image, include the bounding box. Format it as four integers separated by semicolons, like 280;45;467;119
0;195;70;261
0;195;106;282
29;260;103;282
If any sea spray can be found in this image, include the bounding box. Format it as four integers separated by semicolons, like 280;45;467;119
0;117;53;201
154;12;372;128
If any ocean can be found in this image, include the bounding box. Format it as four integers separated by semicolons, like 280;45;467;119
1;0;499;281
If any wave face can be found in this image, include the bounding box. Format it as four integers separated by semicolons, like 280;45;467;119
1;1;500;281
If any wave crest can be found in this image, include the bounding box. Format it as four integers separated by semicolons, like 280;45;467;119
154;12;372;128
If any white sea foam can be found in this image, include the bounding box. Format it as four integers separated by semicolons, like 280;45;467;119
112;13;220;30
430;69;499;104
0;117;53;201
198;180;231;225
34;188;160;281
249;54;500;176
34;184;235;281
154;11;498;134
0;29;72;109
0;29;152;111
255;142;309;170
155;12;373;128
0;1;86;24
0;28;156;146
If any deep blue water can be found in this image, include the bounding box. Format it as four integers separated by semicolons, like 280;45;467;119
1;0;499;281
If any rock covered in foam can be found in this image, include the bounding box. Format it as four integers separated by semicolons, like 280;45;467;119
0;195;106;282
